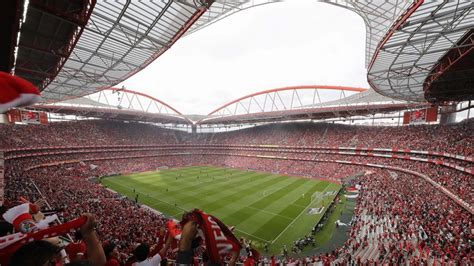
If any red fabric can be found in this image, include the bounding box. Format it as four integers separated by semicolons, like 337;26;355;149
346;186;358;192
165;231;178;252
65;241;86;261
244;257;255;266
0;72;40;103
244;248;260;265
188;210;241;264
29;203;39;214
12;213;33;231
166;219;181;239
154;230;166;253
0;216;87;265
105;257;120;266
249;248;260;262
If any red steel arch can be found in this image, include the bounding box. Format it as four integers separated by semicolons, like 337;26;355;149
207;85;368;116
29;86;192;125
102;87;183;115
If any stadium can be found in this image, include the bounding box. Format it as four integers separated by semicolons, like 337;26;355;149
0;0;473;265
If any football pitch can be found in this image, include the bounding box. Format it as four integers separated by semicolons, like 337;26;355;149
101;166;341;253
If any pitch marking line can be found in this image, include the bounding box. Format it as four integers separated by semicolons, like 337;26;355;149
234;228;271;243
109;179;279;243
106;180;186;211
270;184;332;244
244;205;294;221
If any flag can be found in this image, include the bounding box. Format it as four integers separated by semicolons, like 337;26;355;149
166;219;182;240
0;72;41;113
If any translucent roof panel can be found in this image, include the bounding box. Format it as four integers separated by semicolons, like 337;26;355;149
186;0;279;35
366;0;474;101
327;0;412;68
37;0;472;105
41;0;208;102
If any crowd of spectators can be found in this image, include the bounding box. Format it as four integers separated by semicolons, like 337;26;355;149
0;120;177;149
195;119;473;156
1;119;472;264
4;166;170;262
7;146;471;204
272;170;472;265
338;170;471;264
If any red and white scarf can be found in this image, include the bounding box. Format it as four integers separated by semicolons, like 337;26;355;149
0;216;87;264
184;210;241;264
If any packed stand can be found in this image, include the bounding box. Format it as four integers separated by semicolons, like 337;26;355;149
1;119;473;264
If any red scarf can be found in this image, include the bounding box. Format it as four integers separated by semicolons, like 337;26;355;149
185;210;241;263
0;216;87;264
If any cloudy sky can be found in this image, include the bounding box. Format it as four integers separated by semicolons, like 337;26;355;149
118;0;368;115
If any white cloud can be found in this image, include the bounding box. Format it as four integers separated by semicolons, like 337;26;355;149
119;0;367;115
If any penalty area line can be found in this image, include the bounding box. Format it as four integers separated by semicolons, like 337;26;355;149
270;184;331;244
234;228;271;243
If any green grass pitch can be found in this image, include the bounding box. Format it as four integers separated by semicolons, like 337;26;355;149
101;166;341;253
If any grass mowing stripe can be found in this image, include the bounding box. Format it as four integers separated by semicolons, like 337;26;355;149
101;166;341;253
193;174;293;217
255;180;325;220
165;170;263;195
233;179;312;238
105;172;278;213
104;180;189;219
250;179;308;209
171;172;273;204
275;181;327;218
252;182;331;239
271;183;339;249
180;173;286;205
234;228;271;242
200;174;292;213
104;180;179;215
216;178;306;228
113;170;251;199
150;172;270;206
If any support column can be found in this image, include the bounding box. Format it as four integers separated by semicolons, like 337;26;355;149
439;104;457;124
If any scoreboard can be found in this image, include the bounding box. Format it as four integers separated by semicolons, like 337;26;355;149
403;107;438;125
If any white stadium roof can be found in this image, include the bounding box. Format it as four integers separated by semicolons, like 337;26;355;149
16;0;473;109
